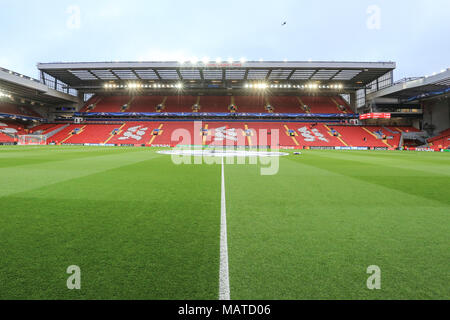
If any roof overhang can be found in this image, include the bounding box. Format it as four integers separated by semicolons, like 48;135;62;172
367;69;450;102
0;67;79;105
38;61;396;93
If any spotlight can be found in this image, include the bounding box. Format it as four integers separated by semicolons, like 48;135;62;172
240;57;247;64
202;57;209;64
216;57;222;64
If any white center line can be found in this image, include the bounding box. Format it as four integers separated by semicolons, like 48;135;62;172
219;157;231;300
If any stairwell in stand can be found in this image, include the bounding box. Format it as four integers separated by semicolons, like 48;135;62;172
362;127;392;148
297;97;310;113
324;125;349;147
283;124;300;146
103;123;126;144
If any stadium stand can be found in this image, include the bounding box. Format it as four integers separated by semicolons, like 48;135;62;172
107;122;156;146
428;128;450;149
49;124;86;144
80;95;353;115
300;96;350;114
0;102;42;118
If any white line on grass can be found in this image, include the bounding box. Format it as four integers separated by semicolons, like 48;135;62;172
219;157;231;300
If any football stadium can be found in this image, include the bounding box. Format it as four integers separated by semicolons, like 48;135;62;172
0;1;449;304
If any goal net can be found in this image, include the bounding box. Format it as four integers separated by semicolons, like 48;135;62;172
18;135;47;145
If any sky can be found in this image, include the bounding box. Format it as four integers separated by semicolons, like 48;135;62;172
0;0;449;81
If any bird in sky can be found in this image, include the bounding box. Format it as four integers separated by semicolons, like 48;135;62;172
282;21;287;26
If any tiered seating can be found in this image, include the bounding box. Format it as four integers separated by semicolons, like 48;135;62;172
428;128;450;148
81;95;354;115
29;123;54;133
48;125;85;144
290;123;347;147
233;96;266;113
29;123;66;135
80;96;103;112
393;126;421;133
332;96;353;113
148;122;196;146
329;126;388;148
0;121;27;135
164;96;199;113
107;122;156;146
128;96;165;113
0;102;42;118
268;96;304;113
0;132;15;143
300;96;347;114
197;96;231;113
63;124;121;144
87;96;130;113
35;122;426;148
364;126;402;148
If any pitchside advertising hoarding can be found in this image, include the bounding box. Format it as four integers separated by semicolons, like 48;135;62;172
359;113;391;120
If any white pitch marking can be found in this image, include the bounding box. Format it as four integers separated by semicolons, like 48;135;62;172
219;157;231;300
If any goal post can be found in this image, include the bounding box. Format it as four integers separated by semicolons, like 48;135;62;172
18;135;47;145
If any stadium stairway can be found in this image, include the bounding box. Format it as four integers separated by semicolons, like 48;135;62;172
331;126;387;148
283;124;300;147
49;125;85;144
330;97;348;114
91;96;130;113
65;124;121;144
147;124;165;146
103;123;126;144
80;96;103;112
362;127;393;148
164;96;197;113
323;125;349;147
297;97;311;113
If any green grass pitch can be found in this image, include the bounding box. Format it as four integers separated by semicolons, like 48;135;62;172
0;146;448;300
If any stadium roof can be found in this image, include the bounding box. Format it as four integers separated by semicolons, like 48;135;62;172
0;67;78;105
367;68;450;102
38;61;396;93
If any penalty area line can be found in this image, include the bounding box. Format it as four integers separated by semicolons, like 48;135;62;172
219;157;231;300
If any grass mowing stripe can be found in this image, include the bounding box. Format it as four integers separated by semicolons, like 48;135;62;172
0;149;160;198
226;154;449;299
0;152;221;299
219;157;231;300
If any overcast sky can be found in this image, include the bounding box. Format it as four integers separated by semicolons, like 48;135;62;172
1;0;449;81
